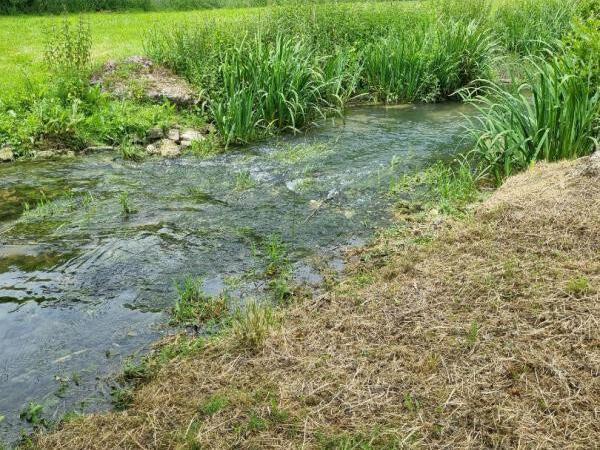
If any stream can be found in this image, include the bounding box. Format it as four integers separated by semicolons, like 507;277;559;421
0;103;472;442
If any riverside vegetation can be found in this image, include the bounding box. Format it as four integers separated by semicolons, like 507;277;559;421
1;0;600;447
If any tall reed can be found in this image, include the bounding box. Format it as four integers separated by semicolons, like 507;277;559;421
211;35;345;146
466;55;600;183
492;0;576;54
363;19;496;103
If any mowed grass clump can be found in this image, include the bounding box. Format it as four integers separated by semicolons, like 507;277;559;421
38;150;600;449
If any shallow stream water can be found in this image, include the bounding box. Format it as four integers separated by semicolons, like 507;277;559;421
0;104;472;442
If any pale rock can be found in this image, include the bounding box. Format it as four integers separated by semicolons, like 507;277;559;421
0;146;14;162
33;150;56;159
167;128;180;142
84;145;114;153
146;143;159;155
157;139;181;158
180;129;204;142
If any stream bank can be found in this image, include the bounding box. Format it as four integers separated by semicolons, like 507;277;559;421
0;103;473;443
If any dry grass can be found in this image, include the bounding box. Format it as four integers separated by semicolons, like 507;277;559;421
39;155;600;449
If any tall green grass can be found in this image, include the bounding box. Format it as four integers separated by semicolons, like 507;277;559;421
212;35;352;145
147;2;503;144
0;0;264;15
466;55;600;183
364;20;496;102
493;0;576;54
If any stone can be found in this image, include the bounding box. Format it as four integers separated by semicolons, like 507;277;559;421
146;128;164;141
33;150;58;159
91;56;198;106
167;128;180;142
146;143;159;155
157;139;181;158
83;145;114;153
0;146;14;162
180;140;194;150
180;129;204;142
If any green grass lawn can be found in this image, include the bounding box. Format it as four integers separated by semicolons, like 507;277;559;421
0;7;262;97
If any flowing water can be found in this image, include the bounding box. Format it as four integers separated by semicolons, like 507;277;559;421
0;104;472;442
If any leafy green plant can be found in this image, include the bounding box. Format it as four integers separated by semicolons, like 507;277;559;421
566;277;592;296
200;395;229;416
364;19;495;103
110;386;134;411
493;0;576;54
120;141;145;161
119;192;135;215
264;234;288;277
564;15;600;87
44;18;92;77
172;276;229;326
391;158;480;217
19;403;47;428
234;170;257;191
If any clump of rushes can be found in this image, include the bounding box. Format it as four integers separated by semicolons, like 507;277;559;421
119;192;135;216
234;170;257;191
172;276;229;326
120;141;145;161
465;54;600;184
212;34;342;146
264;235;288;277
231;300;278;352
492;0;576;54
364;19;496;103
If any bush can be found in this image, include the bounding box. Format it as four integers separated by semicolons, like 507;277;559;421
564;15;600;88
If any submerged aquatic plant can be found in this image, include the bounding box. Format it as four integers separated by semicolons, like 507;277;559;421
119;192;135;215
465;54;600;183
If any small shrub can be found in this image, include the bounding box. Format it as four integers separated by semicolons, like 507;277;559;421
44;17;92;80
564;16;600;88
